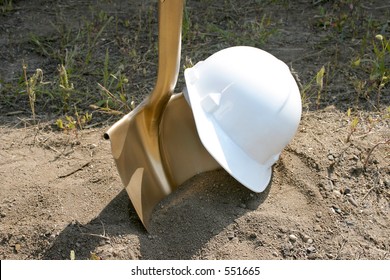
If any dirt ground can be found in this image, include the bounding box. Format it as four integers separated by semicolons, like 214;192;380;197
0;0;389;260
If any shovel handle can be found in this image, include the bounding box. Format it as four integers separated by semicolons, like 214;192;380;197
147;0;183;120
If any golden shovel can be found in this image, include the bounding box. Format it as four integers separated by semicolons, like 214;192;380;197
104;0;220;230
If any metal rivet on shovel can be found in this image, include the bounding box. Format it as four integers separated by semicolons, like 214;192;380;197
104;0;219;231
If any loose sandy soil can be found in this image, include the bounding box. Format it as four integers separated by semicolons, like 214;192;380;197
0;0;389;260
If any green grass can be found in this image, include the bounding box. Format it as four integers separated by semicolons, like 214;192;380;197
301;0;389;109
0;0;12;13
349;34;389;109
14;7;135;123
6;0;281;125
300;65;328;110
1;0;389;132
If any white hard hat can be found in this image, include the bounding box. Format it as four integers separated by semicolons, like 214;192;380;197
184;46;302;192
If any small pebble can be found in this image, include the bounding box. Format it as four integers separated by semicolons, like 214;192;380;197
326;253;334;259
342;187;351;195
14;243;21;252
307;246;316;253
231;237;239;243
331;206;342;214
350;155;359;161
316;211;322;218
332;190;342;198
302;234;311;243
347;197;358;207
240;203;247;209
227;232;235;240
289;234;298;243
272;251;278;257
249;233;257;239
314;224;322;232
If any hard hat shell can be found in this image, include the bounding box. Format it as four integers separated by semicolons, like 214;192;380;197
184;46;302;192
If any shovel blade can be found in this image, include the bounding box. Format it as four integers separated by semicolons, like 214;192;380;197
105;101;171;230
105;94;220;230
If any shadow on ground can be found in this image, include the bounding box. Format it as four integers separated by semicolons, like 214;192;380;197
42;189;143;259
42;169;270;259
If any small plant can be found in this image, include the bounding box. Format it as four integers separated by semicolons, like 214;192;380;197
56;116;75;131
345;108;359;143
70;250;75;260
58;64;74;91
371;35;389;83
352;34;389;107
300;65;327;109
184;56;194;70
22;63;45;121
56;108;92;131
75;108;92;130
97;81;131;112
0;0;12;12
315;65;326;108
96;56;132;113
313;2;370;39
242;15;276;47
58;64;74;112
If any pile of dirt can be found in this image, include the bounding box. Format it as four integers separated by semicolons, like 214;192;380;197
0;107;388;260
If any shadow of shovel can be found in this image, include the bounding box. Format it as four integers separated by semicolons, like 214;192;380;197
104;0;220;230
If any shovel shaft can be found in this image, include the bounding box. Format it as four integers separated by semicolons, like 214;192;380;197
146;0;184;122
